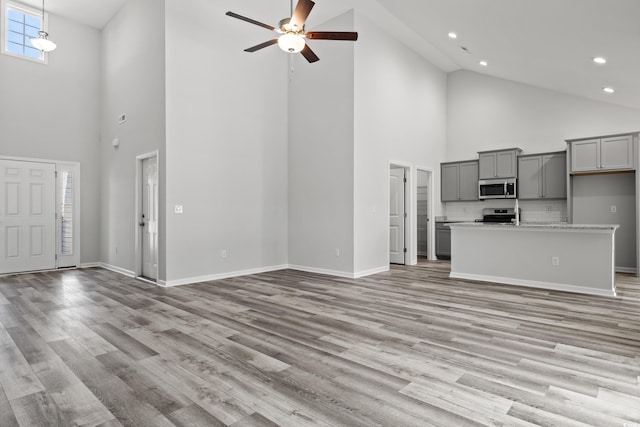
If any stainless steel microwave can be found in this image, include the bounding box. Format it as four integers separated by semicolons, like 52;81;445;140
479;178;517;199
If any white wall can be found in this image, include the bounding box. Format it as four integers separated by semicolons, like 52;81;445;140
0;12;101;264
101;0;166;277
573;173;636;271
164;0;288;284
288;11;355;276
447;70;640;160
353;12;448;274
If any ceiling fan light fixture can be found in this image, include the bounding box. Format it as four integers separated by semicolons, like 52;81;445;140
31;30;56;52
226;0;357;63
278;33;305;53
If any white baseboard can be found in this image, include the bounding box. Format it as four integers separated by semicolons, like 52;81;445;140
97;263;136;278
285;265;356;279
450;272;616;297
86;262;391;287
79;262;101;269
161;264;289;287
353;265;389;278
615;267;637;274
288;264;390;279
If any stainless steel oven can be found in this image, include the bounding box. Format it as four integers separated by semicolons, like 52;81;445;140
479;178;517;199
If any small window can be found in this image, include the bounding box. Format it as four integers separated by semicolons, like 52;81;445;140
1;0;47;63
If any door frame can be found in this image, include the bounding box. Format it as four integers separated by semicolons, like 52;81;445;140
388;161;412;265
134;150;160;282
415;166;435;262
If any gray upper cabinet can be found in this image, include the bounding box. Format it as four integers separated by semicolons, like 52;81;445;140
570;134;634;173
478;148;521;179
441;161;479;202
518;152;567;200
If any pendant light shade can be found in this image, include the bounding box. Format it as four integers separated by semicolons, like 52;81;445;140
30;0;56;52
31;30;56;52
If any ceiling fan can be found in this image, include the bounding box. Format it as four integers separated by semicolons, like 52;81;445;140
225;0;358;63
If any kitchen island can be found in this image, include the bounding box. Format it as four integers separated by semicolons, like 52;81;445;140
448;222;619;296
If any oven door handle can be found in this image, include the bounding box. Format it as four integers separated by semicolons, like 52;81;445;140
504;182;507;198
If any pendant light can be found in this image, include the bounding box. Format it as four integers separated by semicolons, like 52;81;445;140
30;0;56;52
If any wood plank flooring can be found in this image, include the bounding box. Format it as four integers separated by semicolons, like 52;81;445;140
1;262;640;426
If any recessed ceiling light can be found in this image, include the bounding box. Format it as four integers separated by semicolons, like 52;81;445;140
603;87;615;94
479;61;488;67
593;57;607;65
448;32;458;39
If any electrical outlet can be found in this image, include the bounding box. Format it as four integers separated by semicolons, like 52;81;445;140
221;250;227;259
174;205;183;214
611;205;617;213
335;248;340;257
551;256;560;266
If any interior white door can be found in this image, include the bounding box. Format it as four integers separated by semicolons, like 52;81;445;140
389;167;406;264
141;156;158;280
0;160;56;274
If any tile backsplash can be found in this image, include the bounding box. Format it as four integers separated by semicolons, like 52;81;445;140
443;199;568;223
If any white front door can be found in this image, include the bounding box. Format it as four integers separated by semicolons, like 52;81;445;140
0;160;56;274
389;167;406;264
141;156;158;280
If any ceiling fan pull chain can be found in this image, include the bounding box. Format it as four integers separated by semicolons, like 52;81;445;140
289;56;296;83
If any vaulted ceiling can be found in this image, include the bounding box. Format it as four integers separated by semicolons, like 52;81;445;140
25;0;640;110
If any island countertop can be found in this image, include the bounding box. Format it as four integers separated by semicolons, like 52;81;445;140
448;222;619;296
448;222;620;231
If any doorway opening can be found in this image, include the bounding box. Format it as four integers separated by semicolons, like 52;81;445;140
415;168;434;264
135;151;159;282
389;164;409;265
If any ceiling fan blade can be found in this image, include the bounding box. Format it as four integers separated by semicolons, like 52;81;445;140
290;0;315;29
244;39;279;52
306;31;358;41
226;11;275;31
300;44;320;63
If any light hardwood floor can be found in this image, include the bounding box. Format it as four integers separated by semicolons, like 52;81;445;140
1;263;639;426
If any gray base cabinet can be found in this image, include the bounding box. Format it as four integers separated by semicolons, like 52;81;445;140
518;152;567;199
435;222;451;259
570;134;634;173
441;161;479;202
